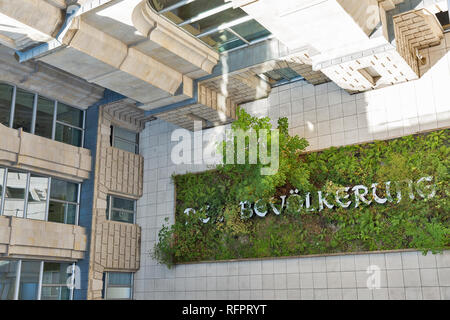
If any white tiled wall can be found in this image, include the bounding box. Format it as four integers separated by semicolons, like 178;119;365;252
135;42;450;300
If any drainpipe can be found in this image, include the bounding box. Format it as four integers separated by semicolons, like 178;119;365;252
14;3;81;63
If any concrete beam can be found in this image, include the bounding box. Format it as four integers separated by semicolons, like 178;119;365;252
132;1;219;74
0;45;104;108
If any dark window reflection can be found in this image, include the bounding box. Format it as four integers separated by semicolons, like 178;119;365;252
18;261;40;300
0;260;18;300
50;179;78;202
55;123;82;147
48;201;76;225
57;103;83;128
27;175;49;221
0;84;13;127
112;126;138;154
42;262;72;299
35;97;54;139
13;89;34;133
3;170;27;218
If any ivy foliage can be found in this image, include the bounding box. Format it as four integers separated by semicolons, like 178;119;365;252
152;109;450;267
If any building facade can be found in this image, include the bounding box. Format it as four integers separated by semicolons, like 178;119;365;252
0;0;449;300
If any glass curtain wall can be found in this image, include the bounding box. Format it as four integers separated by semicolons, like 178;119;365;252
0;166;80;225
111;126;139;154
48;178;79;225
41;262;73;300
0;260;18;300
106;195;136;224
55;102;84;147
3;170;28;218
0;260;75;300
149;0;272;52
0;83;13;127
0;83;85;147
102;272;133;300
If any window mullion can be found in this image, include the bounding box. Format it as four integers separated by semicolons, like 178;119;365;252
76;184;81;226
134;200;136;224
31;93;38;134
64;202;68;224
9;85;16;128
105;272;109;300
13;259;22;300
0;168;7;215
48;198;78;205
37;261;44;300
108;196;112;220
52;101;57;140
69;263;75;300
23;173;30;219
131;272;134;300
55;120;83;131
81;110;86;148
45;177;51;222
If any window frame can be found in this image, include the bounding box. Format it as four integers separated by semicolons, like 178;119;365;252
2;168;28;218
0;166;81;225
0;259;76;300
150;0;273;53
103;272;134;300
260;67;305;88
0;82;85;148
40;262;75;300
106;194;136;224
111;125;139;154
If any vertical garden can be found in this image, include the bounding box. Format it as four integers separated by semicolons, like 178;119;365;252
153;109;450;267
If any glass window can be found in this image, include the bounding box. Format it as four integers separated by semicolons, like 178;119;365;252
107;195;135;224
56;102;83;128
13;89;34;133
436;11;450;30
0;83;13;127
103;272;133;300
230;19;271;42
18;261;40;300
200;29;246;52
193;7;247;32
26;175;49;221
40;283;71;300
0;84;85;148
262;67;303;87
150;0;272;52
41;262;72;300
50;179;78;202
48;178;78;225
34;96;54;139
112;126;139;154
55;102;84;147
0;168;80;225
48;202;77;225
114;139;137;154
0;260;75;301
55;122;82;147
3;170;27;218
0;260;18;300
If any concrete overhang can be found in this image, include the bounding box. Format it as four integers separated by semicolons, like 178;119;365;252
0;44;104;109
0;216;88;261
0;0;220;111
234;0;380;55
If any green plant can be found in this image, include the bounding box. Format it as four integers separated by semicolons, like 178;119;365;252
152;109;450;266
